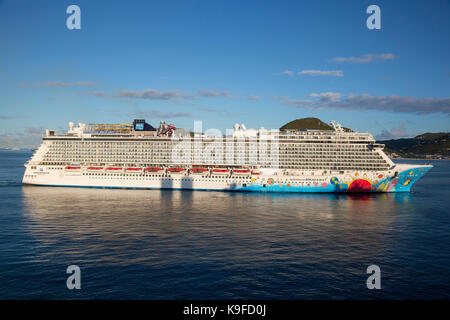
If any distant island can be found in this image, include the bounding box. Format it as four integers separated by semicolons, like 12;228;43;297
379;133;449;160
280;118;449;160
0;147;32;151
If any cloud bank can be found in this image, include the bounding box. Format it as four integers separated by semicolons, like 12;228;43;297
113;89;195;100
20;81;96;87
104;89;236;101
331;53;396;63
281;93;450;115
376;124;409;140
280;70;294;76
298;70;343;77
197;90;234;98
0;127;45;149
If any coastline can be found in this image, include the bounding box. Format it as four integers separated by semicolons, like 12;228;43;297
391;157;449;161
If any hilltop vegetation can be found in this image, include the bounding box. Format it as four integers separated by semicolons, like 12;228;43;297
280;117;353;132
280;117;332;131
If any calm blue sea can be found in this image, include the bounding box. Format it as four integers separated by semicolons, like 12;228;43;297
0;150;449;299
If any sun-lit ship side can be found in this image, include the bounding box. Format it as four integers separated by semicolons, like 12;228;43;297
22;119;432;193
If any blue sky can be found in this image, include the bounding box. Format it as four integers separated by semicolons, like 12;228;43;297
0;0;449;148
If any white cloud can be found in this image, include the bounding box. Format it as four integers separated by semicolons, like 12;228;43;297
20;81;96;87
376;125;409;140
111;89;235;101
281;93;450;115
0;115;25;120
331;53;397;63
113;89;196;100
297;70;343;77
248;95;260;100
0;127;45;149
280;70;294;76
307;92;341;101
197;90;235;98
91;91;107;98
197;90;221;97
221;91;234;98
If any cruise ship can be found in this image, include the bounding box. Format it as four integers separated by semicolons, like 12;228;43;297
22;119;432;193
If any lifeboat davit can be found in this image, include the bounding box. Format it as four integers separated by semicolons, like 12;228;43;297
126;167;143;172
168;167;186;173
65;166;81;170
106;167;122;171
145;167;165;173
190;168;209;174
87;166;103;171
233;169;251;175
212;168;229;175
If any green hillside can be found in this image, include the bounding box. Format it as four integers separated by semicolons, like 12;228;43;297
380;132;450;157
280;117;353;132
280;118;333;131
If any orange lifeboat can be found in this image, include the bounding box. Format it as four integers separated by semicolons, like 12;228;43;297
233;169;250;175
65;166;81;170
190;168;209;174
126;167;143;172
212;168;229;175
251;170;261;175
87;166;103;171
145;167;165;172
168;167;186;173
106;167;122;171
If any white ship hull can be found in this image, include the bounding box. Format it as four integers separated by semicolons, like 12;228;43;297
23;164;432;193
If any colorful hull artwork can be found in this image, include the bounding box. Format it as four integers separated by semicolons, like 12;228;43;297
23;164;432;193
232;165;432;193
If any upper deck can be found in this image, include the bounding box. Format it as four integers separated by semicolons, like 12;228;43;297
43;120;377;145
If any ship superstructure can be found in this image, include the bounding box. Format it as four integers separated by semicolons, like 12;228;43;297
22;119;432;192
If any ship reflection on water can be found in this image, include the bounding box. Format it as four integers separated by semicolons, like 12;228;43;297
21;186;412;268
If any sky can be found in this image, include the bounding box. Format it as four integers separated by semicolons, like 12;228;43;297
0;0;449;148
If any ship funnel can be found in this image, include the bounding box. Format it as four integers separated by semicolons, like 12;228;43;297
234;123;240;131
241;124;247;131
68;122;74;131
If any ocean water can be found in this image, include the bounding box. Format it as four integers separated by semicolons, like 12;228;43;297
0;150;449;299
